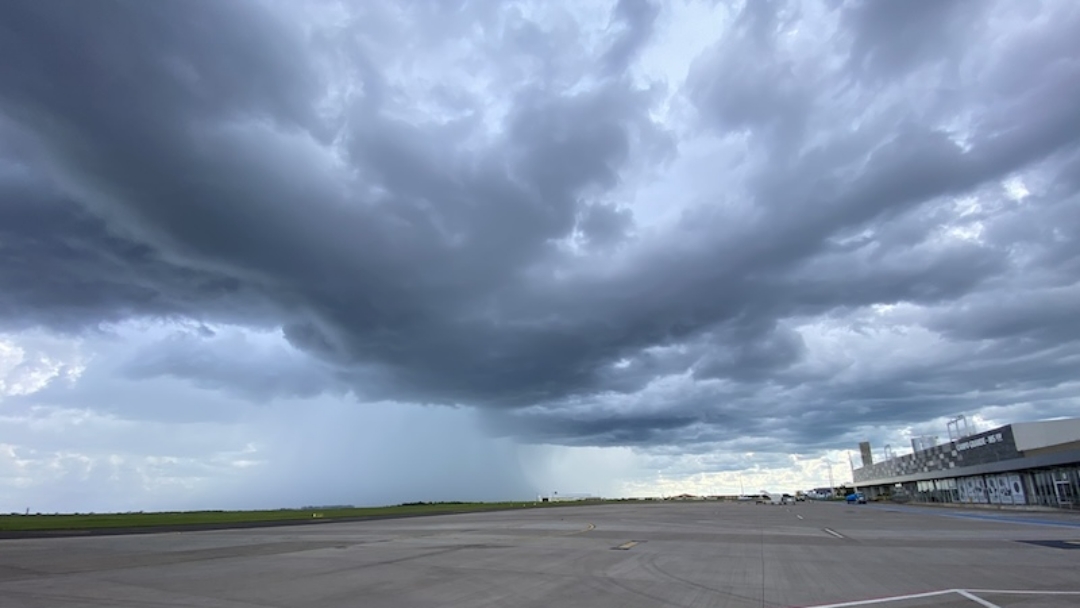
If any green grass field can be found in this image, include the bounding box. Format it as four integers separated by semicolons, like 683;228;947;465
0;501;599;532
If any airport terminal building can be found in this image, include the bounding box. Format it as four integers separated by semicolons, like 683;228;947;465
852;417;1080;509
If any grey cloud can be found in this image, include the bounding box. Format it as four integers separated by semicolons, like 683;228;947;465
0;166;267;333
692;322;807;382
2;0;1080;468
120;329;349;403
0;1;320;148
688;0;807;145
929;286;1080;343
491;408;699;447
2;0;674;412
578;203;634;248
602;0;661;74
842;0;984;81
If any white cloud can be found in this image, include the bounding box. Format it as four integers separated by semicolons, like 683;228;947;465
0;333;85;399
1003;176;1030;201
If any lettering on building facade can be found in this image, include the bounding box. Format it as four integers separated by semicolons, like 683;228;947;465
957;432;1004;451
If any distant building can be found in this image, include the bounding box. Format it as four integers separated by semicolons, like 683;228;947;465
853;418;1080;509
543;492;595;502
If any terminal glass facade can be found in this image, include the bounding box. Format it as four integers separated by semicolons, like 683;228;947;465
880;465;1080;509
1027;467;1080;508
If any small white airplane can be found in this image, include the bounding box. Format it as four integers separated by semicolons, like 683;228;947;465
755;491;793;505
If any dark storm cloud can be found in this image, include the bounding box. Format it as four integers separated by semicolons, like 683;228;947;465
0;159;269;332
3;0;1080;454
496;409;700;447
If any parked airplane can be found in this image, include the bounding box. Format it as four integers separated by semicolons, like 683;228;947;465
755;491;786;505
751;491;799;505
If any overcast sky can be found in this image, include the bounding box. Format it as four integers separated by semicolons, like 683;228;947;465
2;0;1079;512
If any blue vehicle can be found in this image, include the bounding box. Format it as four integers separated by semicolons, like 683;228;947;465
845;492;867;504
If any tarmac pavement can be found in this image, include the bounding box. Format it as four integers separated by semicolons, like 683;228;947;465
2;500;1079;607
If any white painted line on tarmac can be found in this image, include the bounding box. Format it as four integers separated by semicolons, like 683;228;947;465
956;590;1001;608
966;589;1080;595
800;589;955;607
822;527;844;539
802;589;1080;607
797;514;804;520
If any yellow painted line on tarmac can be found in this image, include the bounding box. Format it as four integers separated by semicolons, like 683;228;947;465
511;522;596;545
565;522;596;536
612;540;640;550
